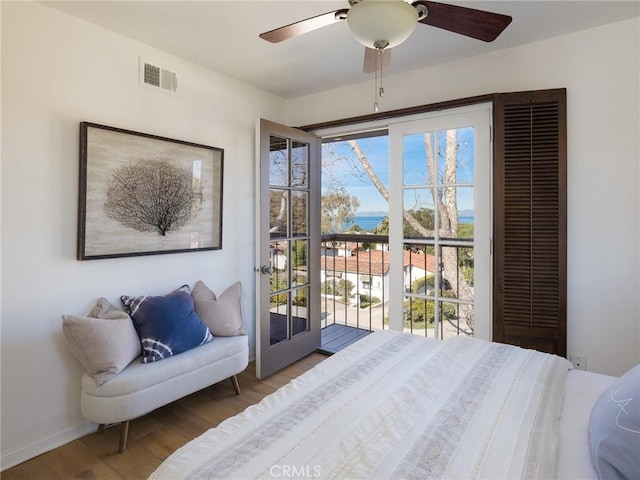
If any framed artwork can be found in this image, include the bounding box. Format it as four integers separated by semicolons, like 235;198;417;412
78;122;223;260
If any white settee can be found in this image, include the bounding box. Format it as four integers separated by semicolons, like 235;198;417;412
63;281;250;452
81;335;248;452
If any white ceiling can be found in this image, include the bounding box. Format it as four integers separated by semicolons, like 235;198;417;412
42;1;639;98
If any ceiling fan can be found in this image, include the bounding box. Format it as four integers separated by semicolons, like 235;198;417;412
259;0;512;74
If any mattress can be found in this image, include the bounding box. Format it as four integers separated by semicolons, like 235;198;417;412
151;330;576;479
555;368;616;479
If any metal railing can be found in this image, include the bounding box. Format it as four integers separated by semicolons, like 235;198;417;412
320;233;390;332
320;234;474;338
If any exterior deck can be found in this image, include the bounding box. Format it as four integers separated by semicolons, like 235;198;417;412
319;323;373;354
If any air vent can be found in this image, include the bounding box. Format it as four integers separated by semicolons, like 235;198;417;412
139;57;177;93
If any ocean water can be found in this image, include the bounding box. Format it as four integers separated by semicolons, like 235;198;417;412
345;214;474;232
346;215;385;231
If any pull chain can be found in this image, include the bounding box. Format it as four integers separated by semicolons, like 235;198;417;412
373;40;389;113
374;61;379;112
372;42;388;112
379;53;384;98
373;49;383;112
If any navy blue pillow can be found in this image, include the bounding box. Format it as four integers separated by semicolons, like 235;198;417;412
121;285;213;363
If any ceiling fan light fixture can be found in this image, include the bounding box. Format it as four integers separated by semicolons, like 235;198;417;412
347;0;418;50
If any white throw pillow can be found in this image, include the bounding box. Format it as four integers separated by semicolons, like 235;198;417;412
191;280;247;337
62;298;141;385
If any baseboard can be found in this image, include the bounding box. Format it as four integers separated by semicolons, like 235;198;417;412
1;421;96;471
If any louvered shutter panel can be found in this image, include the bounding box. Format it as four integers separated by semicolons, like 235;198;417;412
493;89;567;356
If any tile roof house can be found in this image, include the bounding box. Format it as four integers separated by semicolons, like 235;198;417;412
320;248;438;302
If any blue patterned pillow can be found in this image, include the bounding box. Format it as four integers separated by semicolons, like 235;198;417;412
121;285;213;363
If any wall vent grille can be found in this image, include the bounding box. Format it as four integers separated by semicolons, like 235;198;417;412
139;58;177;93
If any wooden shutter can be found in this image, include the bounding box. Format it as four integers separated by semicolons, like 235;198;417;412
493;89;567;356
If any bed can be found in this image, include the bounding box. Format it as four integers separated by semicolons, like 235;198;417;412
150;330;637;480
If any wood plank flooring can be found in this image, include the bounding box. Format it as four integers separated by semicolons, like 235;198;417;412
2;352;327;480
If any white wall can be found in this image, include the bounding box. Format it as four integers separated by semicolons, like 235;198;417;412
287;18;640;378
1;2;285;468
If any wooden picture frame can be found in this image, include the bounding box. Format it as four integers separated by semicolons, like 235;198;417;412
78;122;223;260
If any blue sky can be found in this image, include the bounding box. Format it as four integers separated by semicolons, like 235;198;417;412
322;128;475;215
322;135;390;214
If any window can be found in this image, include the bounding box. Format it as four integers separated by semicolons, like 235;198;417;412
317;106;491;340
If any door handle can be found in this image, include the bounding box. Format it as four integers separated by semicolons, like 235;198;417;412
258;265;274;275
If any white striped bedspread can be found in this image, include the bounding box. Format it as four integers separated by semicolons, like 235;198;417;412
150;330;572;480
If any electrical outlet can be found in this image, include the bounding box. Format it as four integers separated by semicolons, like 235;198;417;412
570;354;587;371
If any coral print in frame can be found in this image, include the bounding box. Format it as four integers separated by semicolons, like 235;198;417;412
78;122;223;260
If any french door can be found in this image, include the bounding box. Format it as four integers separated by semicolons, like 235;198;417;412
255;119;321;379
388;107;492;340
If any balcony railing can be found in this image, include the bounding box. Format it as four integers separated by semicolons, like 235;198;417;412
321;233;390;333
320;233;474;340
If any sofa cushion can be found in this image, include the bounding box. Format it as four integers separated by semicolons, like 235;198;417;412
62;298;141;386
192;281;247;337
121;285;213;363
82;335;248;397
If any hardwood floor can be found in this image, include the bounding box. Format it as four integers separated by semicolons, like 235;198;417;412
2;353;327;480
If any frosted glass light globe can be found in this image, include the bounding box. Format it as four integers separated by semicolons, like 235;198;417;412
347;0;418;50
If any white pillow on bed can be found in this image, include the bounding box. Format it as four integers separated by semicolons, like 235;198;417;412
589;364;640;480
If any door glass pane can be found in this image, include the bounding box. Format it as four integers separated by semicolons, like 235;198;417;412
437;186;474;239
403;133;434;186
456;186;474;239
269;189;288;238
291;191;308;237
270;291;289;346
439;245;473;301
440;301;473;339
403;296;433;336
291;141;309;188
291;240;308;287
270;241;289;289
403;187;435;212
403;188;435;237
269;136;288;187
291;286;309;336
403;247;437;294
437;127;474;184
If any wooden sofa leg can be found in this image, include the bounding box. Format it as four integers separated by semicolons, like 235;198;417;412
119;421;130;453
96;424;105;434
230;375;241;395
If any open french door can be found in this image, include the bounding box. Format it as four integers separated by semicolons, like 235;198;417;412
255;119;321;379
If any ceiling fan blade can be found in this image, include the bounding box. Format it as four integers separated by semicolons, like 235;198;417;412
363;48;391;74
259;9;349;43
416;1;512;42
